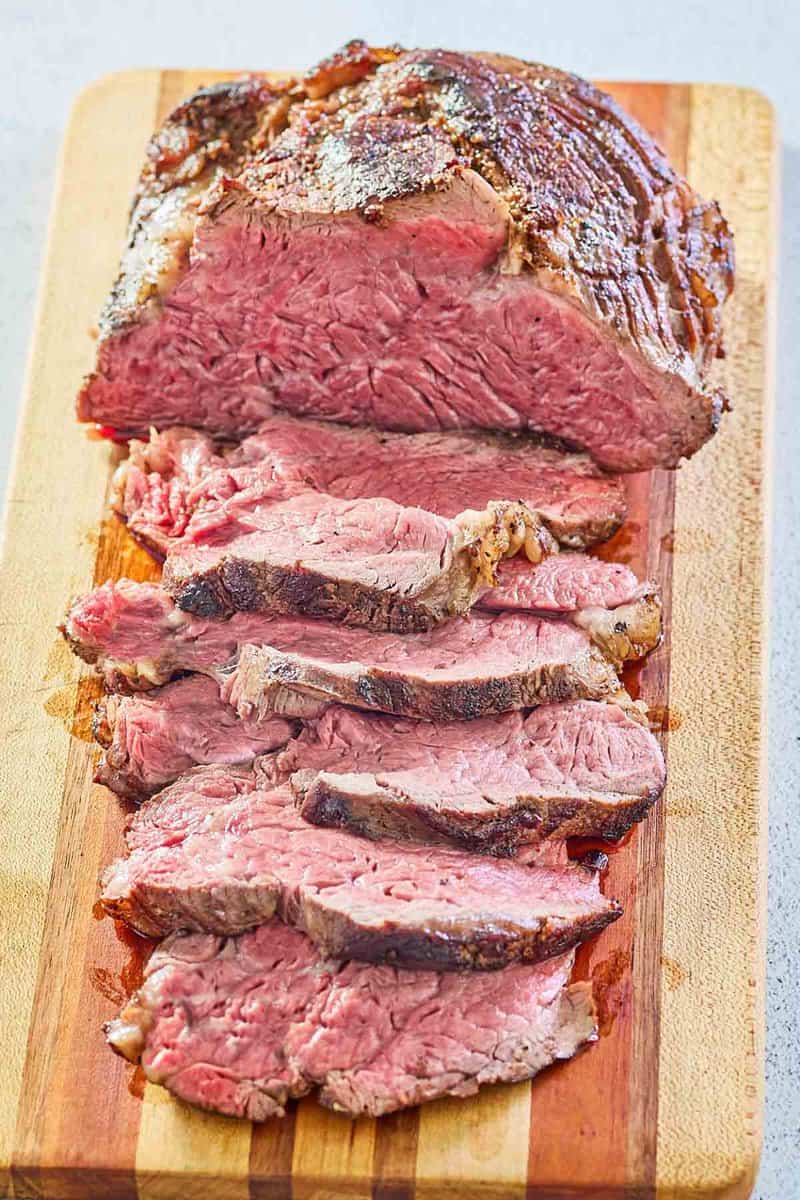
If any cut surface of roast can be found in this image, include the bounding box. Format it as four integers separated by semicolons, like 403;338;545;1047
162;490;554;630
285;701;666;853
113;419;627;557
101;765;621;968
65;581;623;718
106;919;595;1119
63;571;660;709
93;674;296;800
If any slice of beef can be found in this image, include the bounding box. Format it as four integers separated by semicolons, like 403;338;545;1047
112;418;627;558
226;609;619;723
481;556;663;667
63;579;275;689
161;491;555;630
65;581;621;715
106;919;595;1119
93;674;296;800
78;46;733;471
284;700;665;853
92;673;664;846
482;554;647;613
101;766;621;967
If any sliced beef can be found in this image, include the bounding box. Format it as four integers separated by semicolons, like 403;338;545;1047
78;46;733;471
285;701;665;853
106;919;595;1119
482;556;663;667
65;581;622;717
92;677;665;845
226;609;619;722
93;674;296;800
112;419;627;557
63;579;275;689
101;765;621;967
483;554;646;613
162;491;555;630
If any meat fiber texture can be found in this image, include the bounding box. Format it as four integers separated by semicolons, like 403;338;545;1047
106;919;596;1119
101;765;621;968
155;486;548;631
78;44;734;471
160;487;558;632
93;674;296;800
284;701;666;854
92;677;665;849
62;569;659;715
111;419;627;558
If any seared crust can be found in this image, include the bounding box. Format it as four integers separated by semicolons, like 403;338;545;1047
231;638;620;721
293;770;661;857
300;879;622;971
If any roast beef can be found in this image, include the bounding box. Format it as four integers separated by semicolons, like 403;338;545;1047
106;920;595;1119
162;491;556;630
285;701;665;853
484;556;663;666
93;674;296;800
112;418;627;557
78;45;733;471
101;765;621;967
65;581;624;718
226;610;620;722
93;676;665;844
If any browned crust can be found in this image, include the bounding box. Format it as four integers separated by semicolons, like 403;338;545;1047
299;886;622;971
232;638;620;722
293;771;661;857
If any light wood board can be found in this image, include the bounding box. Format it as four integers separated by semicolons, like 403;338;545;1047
0;70;776;1199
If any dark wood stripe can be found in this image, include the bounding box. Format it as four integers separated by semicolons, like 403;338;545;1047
249;1112;297;1200
623;84;689;1193
371;1109;420;1200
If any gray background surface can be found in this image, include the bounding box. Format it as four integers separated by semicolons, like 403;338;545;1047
2;2;798;1194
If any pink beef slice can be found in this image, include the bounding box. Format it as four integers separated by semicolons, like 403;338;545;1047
100;766;621;968
159;489;555;631
226;606;622;722
64;580;622;717
78;45;734;472
112;418;628;558
481;555;662;667
62;579;277;689
284;701;666;853
93;673;296;801
92;682;665;847
482;554;646;613
106;919;596;1119
62;570;657;705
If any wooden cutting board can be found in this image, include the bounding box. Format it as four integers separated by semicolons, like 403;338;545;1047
0;70;775;1200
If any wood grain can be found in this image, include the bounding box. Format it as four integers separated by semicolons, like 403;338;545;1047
0;70;774;1199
